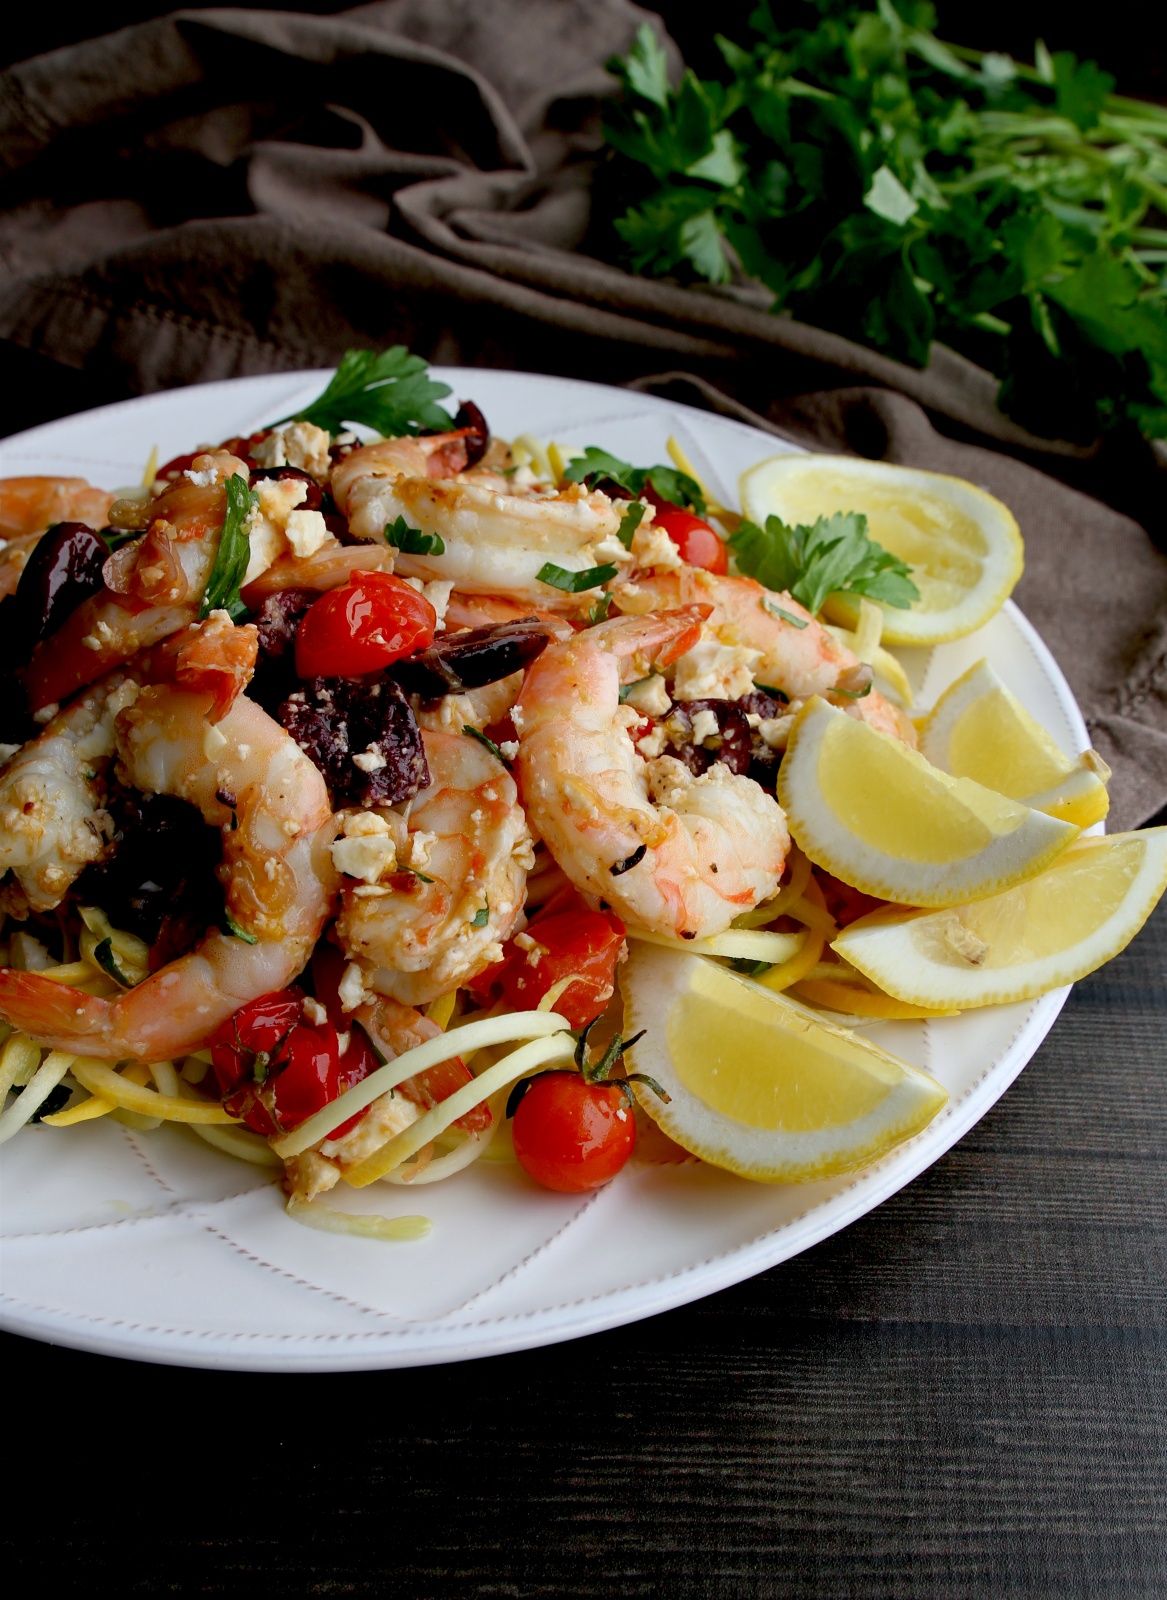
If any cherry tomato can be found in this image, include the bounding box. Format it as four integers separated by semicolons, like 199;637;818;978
512;1071;636;1192
651;504;728;574
209;987;376;1137
468;888;626;1029
309;944;491;1135
294;573;437;679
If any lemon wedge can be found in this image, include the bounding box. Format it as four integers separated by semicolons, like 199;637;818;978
620;946;947;1181
834;830;1167;1009
739;454;1023;645
777;697;1078;906
920;660;1110;828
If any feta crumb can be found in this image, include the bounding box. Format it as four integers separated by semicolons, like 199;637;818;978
630;520;684;571
422;580;453;627
252;421;333;480
184;467;217;488
352;746;387;773
284;508;330;559
672;635;762;702
757;716;793;750
635;725;667;759
256;477;308;528
689;707;719;744
592;533;635;565
302;996;328;1026
203;724;229;759
407;829;438;869
338;961;372;1013
622;673;671;717
331;827;397;883
498;740;519;761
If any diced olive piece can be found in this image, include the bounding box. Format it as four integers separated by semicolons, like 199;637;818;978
392;619;552;698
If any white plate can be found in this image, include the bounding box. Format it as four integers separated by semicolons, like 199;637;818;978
0;369;1087;1371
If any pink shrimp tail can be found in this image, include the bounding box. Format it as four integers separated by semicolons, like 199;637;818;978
0;971;116;1056
597;604;712;667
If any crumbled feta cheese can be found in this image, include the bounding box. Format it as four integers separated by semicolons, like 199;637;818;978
498;740;519;761
672;635;762;702
256;477;308;528
252;421;333;480
32;703;58;725
184;467;217;488
352;746;387;773
592;534;635;565
635;725;667;759
690;707;720;743
338;960;372;1013
630;520;683;571
622;673;671;717
331;830;397;883
422;580;453;627
757;715;793;750
406;829;438;869
284;508;329;559
0;742;20;764
302;996;329;1026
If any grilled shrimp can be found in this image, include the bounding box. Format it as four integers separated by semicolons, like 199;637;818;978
21;451;248;714
0;476;114;544
513;609;790;939
0;687;337;1061
620;568;917;744
333;728;534;1007
331;433;625;607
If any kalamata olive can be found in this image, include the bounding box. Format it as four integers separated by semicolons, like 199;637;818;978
12;521;108;660
246;588;318;716
663;699;753;778
392;620;552;698
453;401;489;468
249;467;324;511
279;675;430;808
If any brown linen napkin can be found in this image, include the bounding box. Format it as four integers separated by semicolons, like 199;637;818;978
0;1;1163;823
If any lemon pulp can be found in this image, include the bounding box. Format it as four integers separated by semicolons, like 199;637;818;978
946;691;1073;797
818;713;1031;862
668;964;896;1131
772;471;987;616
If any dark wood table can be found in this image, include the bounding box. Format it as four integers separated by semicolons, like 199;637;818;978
2;351;1165;1596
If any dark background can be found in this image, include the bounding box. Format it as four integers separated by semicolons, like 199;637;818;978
3;8;1166;1595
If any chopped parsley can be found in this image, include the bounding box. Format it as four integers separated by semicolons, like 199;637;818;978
537;561;619;594
463;725;509;764
385;514;445;556
199;473;257;622
222;913;259;945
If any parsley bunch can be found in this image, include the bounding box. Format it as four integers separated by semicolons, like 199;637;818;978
602;4;1167;444
281;347;454;437
730;510;919;615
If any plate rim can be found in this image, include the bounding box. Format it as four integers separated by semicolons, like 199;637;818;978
0;368;1081;1370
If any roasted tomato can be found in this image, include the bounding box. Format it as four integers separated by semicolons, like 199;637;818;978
294;573;437;679
209;987;377;1138
469;888;626;1029
650;504;728;574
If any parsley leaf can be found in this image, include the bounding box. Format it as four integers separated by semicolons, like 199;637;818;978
385;514;445;556
470;903;490;929
222;913;259;945
562;447;706;515
93;938;135;989
200;473;256;622
281;347;453;437
730;512;919;618
537;561;619;594
463;725;509;764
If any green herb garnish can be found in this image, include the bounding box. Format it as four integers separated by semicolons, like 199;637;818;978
764;602;809;630
93;938;135;989
563;447;706;514
587;594;613;624
602;15;1167;446
463;725;509;764
536;561;620;594
618;499;647;548
470;904;490;929
277;347;453;437
222;913;259;945
385;514;445;556
199;473;256;622
730;511;918;618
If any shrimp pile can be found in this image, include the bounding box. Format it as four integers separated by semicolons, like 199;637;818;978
0;386;922;1206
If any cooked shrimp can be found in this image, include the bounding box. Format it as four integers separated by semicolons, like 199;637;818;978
0;615;257;918
21;451;248;715
332;433;625;607
334;728;534;1007
513;608;790;939
620;568;917;745
0;476;114;542
0;689;337;1061
240;539;394;606
0;672;133;915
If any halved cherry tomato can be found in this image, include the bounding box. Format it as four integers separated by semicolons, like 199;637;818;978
209;987;377;1138
651;504;728;574
512;1071;636;1192
310;943;491;1134
468;888;626;1030
294;573;437;679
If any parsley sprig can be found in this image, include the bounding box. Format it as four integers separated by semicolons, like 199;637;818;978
729;511;919;617
280;347;454;437
563;447;706;515
602;13;1167;445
